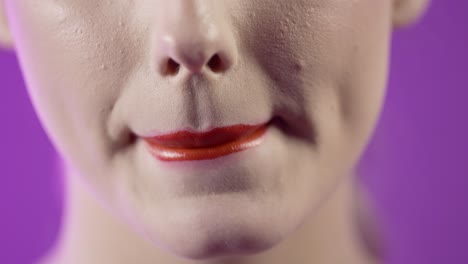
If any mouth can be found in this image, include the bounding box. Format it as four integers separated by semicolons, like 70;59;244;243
141;119;273;162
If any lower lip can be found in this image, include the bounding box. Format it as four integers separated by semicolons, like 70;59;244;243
144;124;270;162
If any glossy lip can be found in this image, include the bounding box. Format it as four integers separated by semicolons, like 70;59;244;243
142;120;272;162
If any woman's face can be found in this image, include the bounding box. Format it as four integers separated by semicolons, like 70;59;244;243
2;0;427;259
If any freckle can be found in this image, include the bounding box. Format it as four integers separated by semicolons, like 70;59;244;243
73;27;83;35
294;60;306;71
118;19;125;27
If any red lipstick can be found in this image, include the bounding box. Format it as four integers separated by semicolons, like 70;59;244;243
142;122;270;161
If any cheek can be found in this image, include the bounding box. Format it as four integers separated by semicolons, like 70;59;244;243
330;2;392;155
6;1;141;170
239;0;392;176
310;2;391;174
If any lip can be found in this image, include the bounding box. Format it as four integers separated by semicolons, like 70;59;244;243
142;121;271;162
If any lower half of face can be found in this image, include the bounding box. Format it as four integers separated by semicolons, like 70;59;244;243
6;0;391;259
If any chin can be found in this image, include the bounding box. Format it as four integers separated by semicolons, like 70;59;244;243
129;193;292;260
158;224;280;260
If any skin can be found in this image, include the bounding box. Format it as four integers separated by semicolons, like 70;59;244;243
0;0;429;263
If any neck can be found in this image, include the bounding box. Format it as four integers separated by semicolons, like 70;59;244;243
41;163;380;264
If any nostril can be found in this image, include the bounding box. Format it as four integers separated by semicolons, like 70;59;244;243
159;53;230;76
162;58;181;76
207;54;226;73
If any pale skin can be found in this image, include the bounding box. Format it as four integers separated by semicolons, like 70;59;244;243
0;1;429;263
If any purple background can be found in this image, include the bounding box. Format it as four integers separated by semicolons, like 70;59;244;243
1;1;467;263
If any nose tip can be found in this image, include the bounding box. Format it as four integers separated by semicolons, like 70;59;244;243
153;1;237;77
158;36;233;76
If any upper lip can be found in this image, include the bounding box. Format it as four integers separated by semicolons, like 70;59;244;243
142;121;271;149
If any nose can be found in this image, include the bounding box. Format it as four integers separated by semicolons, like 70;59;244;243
153;0;238;77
